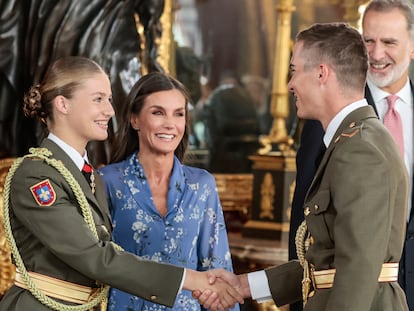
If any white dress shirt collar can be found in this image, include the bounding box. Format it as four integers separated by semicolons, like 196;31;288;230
47;133;89;171
367;78;411;106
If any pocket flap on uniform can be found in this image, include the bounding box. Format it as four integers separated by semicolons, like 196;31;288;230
304;189;330;215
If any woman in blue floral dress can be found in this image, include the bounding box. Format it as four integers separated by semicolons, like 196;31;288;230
99;72;239;311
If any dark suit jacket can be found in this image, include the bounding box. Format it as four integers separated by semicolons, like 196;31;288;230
271;106;408;310
0;139;183;310
289;84;414;310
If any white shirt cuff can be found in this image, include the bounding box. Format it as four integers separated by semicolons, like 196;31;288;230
179;269;186;292
247;270;272;303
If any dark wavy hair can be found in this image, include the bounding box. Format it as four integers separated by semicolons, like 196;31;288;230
110;71;191;163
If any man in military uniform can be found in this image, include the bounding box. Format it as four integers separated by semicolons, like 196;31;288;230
197;22;409;311
289;1;414;309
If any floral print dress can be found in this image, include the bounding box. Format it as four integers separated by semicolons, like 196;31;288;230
99;154;239;311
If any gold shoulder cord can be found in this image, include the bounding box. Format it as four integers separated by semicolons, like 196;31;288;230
2;147;114;311
295;220;312;307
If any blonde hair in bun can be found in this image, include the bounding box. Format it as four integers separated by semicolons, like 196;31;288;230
22;56;105;128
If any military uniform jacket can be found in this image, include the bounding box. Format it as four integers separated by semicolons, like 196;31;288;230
0;139;183;310
265;106;409;310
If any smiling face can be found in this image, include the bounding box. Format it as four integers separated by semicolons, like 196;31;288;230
55;71;114;153
288;41;322;120
131;89;186;157
363;8;414;93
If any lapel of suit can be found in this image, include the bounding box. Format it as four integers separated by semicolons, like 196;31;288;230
409;81;414;223
41;139;112;227
364;85;377;114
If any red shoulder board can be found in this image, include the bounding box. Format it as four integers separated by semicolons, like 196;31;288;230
30;179;56;206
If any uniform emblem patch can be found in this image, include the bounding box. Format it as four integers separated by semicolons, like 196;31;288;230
30;179;56;206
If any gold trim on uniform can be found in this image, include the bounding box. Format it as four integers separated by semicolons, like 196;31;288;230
312;262;399;289
341;128;360;138
14;270;96;304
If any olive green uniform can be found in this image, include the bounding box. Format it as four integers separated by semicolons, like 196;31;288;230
0;139;183;310
265;106;409;311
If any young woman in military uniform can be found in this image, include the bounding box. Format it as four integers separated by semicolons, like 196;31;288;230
0;56;242;311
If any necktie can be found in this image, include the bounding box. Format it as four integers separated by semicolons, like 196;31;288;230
82;161;95;194
384;95;404;156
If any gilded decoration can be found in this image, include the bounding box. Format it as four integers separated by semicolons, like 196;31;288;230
214;174;253;216
158;0;176;75
259;0;296;156
259;173;275;220
286;180;296;221
0;158;16;298
134;12;148;75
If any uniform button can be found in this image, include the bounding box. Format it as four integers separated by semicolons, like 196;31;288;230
304;207;310;216
349;122;356;128
314;204;319;211
150;295;157;301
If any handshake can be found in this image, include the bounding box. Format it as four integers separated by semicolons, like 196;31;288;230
184;269;251;311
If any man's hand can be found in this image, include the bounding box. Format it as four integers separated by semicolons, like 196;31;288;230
192;269;251;309
183;269;244;311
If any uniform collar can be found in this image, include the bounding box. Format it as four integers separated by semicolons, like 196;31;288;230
47;133;89;170
323;99;368;147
